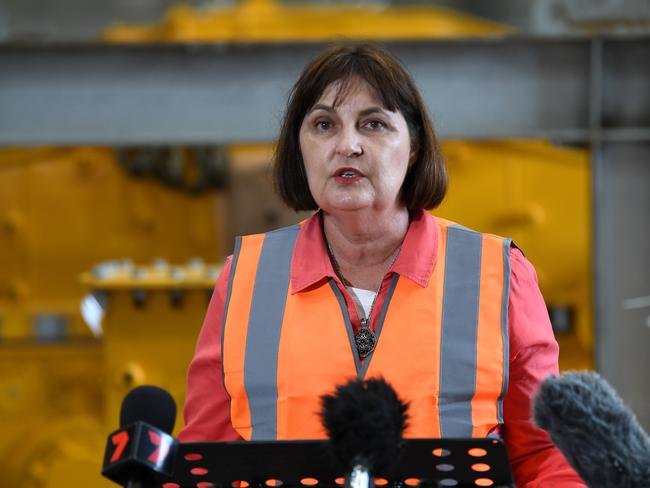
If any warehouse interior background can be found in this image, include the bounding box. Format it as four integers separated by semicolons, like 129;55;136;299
0;0;649;486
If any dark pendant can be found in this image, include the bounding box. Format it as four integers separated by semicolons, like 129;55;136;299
355;326;376;358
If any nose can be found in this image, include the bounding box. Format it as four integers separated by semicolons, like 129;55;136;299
335;125;363;158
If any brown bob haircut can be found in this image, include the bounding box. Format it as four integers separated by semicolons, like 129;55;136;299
273;43;447;212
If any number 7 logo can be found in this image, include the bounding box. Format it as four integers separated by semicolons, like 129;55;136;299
148;430;171;464
110;431;130;462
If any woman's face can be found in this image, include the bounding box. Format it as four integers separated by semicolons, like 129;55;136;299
299;78;412;214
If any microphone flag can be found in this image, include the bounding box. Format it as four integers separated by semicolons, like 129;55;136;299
102;421;178;486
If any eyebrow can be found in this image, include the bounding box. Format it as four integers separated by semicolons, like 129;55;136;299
308;104;391;117
309;103;335;114
359;106;390;117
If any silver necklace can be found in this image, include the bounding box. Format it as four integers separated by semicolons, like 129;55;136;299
326;241;400;358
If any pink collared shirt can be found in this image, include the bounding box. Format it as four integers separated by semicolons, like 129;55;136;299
180;211;586;487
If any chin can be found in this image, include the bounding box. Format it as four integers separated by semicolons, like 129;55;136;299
324;197;374;213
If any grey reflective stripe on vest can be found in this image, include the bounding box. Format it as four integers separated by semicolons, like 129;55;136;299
329;280;363;377
439;226;482;437
243;225;300;440
497;238;512;423
221;236;243;419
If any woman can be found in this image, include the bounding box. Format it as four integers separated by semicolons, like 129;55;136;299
180;44;585;487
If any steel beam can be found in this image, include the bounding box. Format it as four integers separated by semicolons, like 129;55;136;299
0;37;647;145
594;141;650;429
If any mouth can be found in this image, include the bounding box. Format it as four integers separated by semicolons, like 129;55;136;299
334;167;364;179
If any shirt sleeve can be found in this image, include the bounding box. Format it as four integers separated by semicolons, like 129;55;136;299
178;255;243;442
504;246;586;487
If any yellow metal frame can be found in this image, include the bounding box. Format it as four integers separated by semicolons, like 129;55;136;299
104;0;512;42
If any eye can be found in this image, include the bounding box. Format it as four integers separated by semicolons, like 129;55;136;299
315;120;332;131
365;119;387;130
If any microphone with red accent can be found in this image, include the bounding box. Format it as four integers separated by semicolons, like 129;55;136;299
321;378;409;488
102;385;179;488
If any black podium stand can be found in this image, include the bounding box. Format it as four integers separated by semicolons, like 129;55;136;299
151;438;514;488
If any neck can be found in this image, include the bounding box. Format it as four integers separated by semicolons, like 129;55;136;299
322;206;409;289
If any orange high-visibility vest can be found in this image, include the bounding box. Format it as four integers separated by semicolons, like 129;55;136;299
222;217;511;441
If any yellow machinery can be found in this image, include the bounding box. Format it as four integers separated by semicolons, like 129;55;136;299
103;0;512;42
0;146;227;340
0;259;218;487
79;259;221;432
0;341;107;487
0;146;227;486
0;2;591;486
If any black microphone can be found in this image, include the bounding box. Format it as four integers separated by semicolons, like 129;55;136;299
102;385;178;488
120;385;177;434
533;371;650;488
321;378;409;488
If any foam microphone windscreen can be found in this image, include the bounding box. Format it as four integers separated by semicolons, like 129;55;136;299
120;385;177;434
321;378;409;474
533;371;650;488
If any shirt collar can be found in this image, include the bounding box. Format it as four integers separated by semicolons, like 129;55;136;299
290;210;439;294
